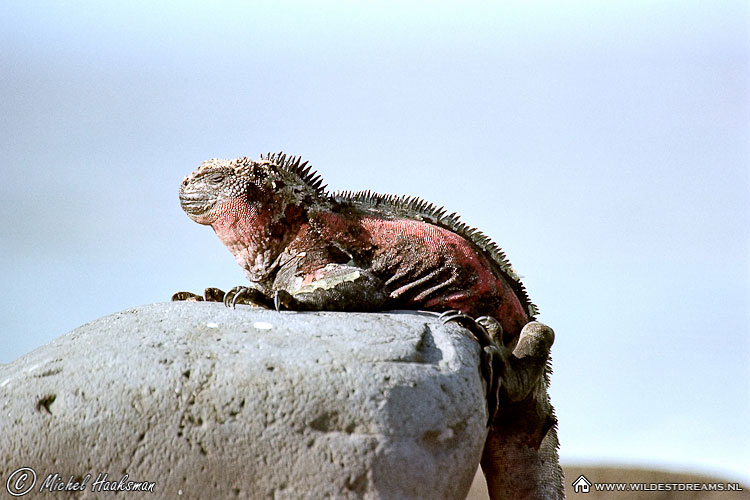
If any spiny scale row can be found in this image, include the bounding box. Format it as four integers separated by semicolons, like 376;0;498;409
261;152;326;193
334;190;452;220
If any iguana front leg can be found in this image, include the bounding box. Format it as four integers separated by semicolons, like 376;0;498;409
221;263;390;312
173;261;389;312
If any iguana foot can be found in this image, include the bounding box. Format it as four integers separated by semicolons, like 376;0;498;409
224;286;300;310
172;288;225;302
223;286;273;309
440;312;554;429
172;291;202;302
440;310;505;425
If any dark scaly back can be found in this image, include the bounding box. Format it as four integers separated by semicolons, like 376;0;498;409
258;152;538;320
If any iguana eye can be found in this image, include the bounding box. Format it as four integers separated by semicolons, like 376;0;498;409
208;172;226;183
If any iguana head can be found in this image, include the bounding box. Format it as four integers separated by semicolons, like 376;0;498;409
180;153;326;280
180;154;324;225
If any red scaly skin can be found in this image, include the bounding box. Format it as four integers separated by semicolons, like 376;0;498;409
207;204;530;341
346;213;529;337
210;198;306;282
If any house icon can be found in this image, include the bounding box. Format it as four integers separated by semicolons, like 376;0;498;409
572;474;592;493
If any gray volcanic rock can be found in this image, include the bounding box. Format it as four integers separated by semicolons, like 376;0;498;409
0;303;487;499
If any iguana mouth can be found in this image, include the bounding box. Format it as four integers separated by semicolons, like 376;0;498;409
179;192;214;216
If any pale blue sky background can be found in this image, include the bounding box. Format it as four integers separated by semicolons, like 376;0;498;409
2;0;748;484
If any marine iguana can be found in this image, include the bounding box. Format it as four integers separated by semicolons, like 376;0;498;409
173;153;564;499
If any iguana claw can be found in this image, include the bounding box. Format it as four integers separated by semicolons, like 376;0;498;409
273;290;296;311
223;285;277;309
230;286;247;308
439;310;496;346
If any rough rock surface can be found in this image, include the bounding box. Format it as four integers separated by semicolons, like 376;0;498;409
0;303;487;499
